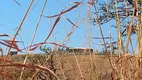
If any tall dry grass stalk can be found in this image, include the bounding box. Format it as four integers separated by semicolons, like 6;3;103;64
19;0;48;79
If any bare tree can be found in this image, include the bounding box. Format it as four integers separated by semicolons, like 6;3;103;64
93;0;141;36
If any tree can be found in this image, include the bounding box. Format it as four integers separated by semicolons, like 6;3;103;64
128;0;142;5
93;0;141;26
128;0;133;4
92;0;141;51
40;45;52;54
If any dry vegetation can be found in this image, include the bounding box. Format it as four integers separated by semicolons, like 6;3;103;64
0;0;142;80
2;53;140;80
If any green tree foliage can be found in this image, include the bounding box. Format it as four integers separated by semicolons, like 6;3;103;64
40;45;52;54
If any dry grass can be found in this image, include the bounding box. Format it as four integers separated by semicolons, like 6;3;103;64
1;54;139;80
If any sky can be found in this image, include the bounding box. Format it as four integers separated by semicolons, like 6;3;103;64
0;0;119;53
